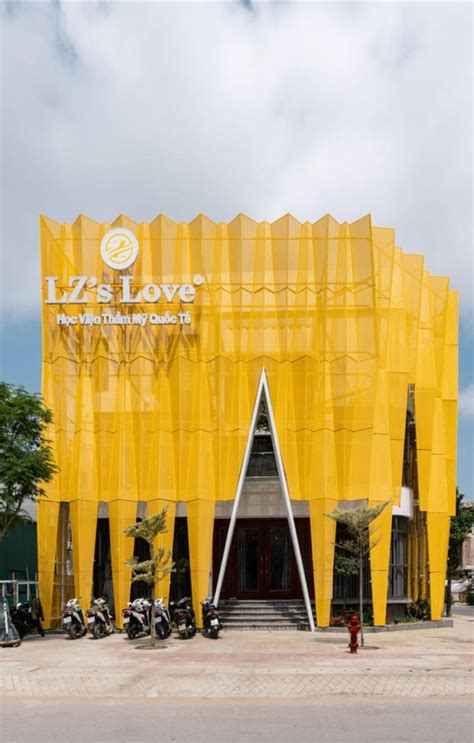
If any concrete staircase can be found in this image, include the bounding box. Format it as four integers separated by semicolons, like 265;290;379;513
219;599;312;630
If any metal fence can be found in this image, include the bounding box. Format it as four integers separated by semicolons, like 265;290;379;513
0;579;39;606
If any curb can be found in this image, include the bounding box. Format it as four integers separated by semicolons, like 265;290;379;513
313;619;454;633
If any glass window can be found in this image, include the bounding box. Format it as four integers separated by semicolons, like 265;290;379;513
389;517;408;598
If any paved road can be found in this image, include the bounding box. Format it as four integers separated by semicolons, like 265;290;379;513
2;697;473;743
451;604;474;618
1;614;472;742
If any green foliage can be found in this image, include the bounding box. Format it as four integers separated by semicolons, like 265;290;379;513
326;501;389;645
123;509;168;545
333;552;358;576
326;502;389;557
0;382;58;542
447;489;474;578
123;507;173;592
445;489;473;616
466;585;474;606
406;598;430;621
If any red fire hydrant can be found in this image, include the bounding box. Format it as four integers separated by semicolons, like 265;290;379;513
347;614;361;654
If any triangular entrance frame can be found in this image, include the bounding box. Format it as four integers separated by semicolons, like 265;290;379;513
213;368;315;632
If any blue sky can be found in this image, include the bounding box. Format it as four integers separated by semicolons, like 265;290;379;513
1;1;472;497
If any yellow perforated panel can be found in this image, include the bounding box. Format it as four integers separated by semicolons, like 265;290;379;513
38;213;457;627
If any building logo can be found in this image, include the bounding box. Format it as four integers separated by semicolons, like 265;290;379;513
100;227;139;270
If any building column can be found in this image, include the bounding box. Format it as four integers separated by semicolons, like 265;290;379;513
147;499;176;602
187;499;215;626
368;502;393;626
426;511;450;620
69;500;98;607
37;499;60;629
109;500;137;628
309;499;337;628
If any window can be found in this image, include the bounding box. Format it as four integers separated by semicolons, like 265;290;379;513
389;517;408;598
246;434;278;477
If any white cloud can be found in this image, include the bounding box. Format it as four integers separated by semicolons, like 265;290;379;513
1;1;472;322
459;384;474;419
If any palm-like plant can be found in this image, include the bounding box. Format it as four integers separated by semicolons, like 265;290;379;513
123;507;174;646
326;501;389;646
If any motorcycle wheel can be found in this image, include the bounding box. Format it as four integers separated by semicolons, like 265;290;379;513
210;628;219;639
69;624;78;640
93;623;102;640
126;624;138;640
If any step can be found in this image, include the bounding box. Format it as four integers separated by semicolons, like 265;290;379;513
222;623;310;631
219;599;314;606
223;614;304;621
220;611;307;622
219;606;306;617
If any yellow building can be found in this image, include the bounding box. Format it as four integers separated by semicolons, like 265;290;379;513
38;213;457;629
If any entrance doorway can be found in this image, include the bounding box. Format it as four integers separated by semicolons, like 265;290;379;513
213;518;314;600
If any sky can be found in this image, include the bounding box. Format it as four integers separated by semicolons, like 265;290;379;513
0;1;473;496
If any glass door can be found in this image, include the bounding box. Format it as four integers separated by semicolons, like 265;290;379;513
212;518;314;600
269;526;291;592
237;527;261;594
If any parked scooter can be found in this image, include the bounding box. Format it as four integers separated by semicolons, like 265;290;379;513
0;597;21;647
153;597;172;639
10;599;45;639
86;597;114;639
62;598;87;639
122;598;152;639
200;598;222;639
170;596;196;639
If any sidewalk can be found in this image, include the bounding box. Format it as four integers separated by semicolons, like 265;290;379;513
1;612;472;699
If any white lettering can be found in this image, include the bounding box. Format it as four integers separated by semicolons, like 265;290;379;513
120;276;141;303
68;276;89;304
97;283;113;303
46;277;66;304
178;284;196;303
132;313;148;326
142;283;161;303
57;313;77;326
160;283;180;302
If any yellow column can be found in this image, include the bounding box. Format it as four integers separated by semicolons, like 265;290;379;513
147;499;176;602
309;499;337;628
69;500;98;607
109;500;137;628
37;499;60;629
368;503;393;626
187;499;215;626
426;512;450;620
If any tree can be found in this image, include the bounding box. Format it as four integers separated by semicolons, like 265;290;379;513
0;382;57;542
445;488;474;617
123;507;174;646
326;501;389;646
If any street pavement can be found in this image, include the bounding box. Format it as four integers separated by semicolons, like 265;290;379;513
1;609;473;742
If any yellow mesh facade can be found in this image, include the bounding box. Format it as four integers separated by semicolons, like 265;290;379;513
38;212;457;628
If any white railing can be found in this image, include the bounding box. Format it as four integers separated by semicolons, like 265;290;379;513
0;579;39;605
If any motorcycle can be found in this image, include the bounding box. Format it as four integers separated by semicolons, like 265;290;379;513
10;601;45;639
153;597;172;639
122;598;152;639
62;597;87;639
86;597;114;639
170;596;196;639
0;597;21;647
200;598;222;639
